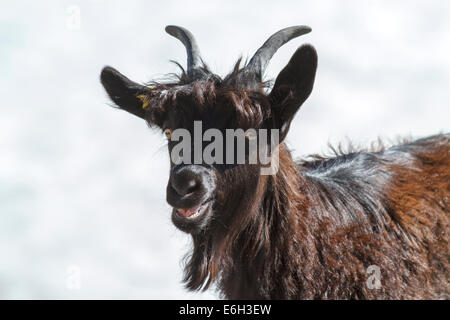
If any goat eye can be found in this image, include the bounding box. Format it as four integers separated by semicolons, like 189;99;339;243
164;128;172;139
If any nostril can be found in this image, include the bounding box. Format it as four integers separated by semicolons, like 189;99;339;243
170;165;210;199
171;177;199;196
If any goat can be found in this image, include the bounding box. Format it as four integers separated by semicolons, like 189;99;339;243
100;25;449;299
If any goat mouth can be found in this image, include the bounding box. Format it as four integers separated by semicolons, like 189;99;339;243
175;200;211;219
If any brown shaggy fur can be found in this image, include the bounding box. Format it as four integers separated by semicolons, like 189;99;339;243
144;70;449;298
100;45;449;300
181;135;449;299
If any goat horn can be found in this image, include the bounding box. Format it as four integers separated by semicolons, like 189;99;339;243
244;26;312;82
165;25;203;78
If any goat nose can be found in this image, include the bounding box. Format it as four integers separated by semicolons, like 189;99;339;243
171;167;200;196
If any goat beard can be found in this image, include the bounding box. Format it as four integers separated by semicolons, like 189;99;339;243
183;170;269;291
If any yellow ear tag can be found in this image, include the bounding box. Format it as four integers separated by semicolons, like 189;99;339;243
137;94;151;110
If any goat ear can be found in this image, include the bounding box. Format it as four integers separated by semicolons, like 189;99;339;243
269;44;317;140
100;66;152;119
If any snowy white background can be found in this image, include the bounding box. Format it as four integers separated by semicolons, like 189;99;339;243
0;0;449;299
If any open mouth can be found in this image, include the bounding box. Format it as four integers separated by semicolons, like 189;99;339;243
175;201;211;219
171;199;215;233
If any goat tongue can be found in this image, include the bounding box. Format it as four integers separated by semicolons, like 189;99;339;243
177;206;200;218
